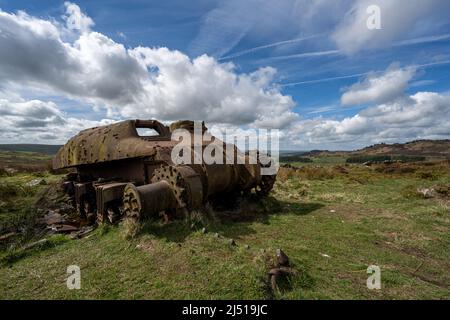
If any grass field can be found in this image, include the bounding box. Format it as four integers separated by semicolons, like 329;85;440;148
0;150;53;174
0;151;449;299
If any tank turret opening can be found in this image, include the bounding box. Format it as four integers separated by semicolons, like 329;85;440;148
136;128;159;137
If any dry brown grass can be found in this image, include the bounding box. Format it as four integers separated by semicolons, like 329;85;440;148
372;160;450;177
278;166;338;181
121;217;142;239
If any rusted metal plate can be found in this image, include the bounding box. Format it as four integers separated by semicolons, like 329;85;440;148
53;120;174;169
53;119;277;224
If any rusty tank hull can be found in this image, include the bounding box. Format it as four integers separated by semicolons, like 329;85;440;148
53;119;276;224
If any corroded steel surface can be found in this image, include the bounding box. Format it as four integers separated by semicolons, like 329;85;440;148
53;120;172;169
54;119;277;224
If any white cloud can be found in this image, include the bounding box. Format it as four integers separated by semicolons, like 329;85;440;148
124;49;296;127
341;65;416;105
289;91;450;149
288;62;450;149
0;3;296;129
63;1;94;33
189;0;349;58
0;93;113;143
332;0;449;54
0;2;449;149
191;0;449;58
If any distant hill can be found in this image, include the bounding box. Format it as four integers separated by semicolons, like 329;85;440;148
354;140;450;157
303;140;450;158
0;144;62;155
1;139;449;158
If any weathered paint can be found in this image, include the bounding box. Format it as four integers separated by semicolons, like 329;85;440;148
54;119;277;223
53;120;173;169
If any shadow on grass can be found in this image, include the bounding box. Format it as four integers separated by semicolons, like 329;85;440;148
0;234;69;267
140;221;194;243
138;196;324;243
213;196;324;224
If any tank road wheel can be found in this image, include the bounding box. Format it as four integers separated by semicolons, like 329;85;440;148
256;174;276;197
151;165;203;210
122;165;203;222
122;181;179;221
122;185;141;219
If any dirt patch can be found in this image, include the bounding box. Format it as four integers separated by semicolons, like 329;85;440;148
35;178;74;212
33;178;90;237
135;240;158;253
433;184;450;198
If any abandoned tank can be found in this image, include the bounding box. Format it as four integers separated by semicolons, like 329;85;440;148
53;119;277;224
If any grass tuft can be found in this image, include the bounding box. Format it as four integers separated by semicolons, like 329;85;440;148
121;217;142;240
1;152;450;299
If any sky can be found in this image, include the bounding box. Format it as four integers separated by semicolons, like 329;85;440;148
0;0;449;150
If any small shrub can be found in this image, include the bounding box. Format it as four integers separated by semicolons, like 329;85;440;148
416;170;437;180
392;155;425;162
400;185;420;199
346;155;425;164
0;167;9;176
333;165;349;175
346;155;391;163
434;184;450;197
0;183;21;199
0;207;40;236
374;164;416;174
277;167;296;181
0;183;36;200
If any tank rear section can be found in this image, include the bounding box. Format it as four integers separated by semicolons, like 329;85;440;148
54;119;277;224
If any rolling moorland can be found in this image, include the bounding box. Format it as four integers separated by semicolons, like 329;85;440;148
0;141;449;299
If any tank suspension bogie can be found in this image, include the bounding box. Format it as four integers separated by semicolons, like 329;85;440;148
53;119;278;224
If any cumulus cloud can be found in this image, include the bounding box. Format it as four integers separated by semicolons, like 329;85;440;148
341;65;416;105
289;91;450;149
63;2;94;33
0;2;449;149
288;61;450;149
0;93;113;143
125;49;297;127
332;0;449;54
0;3;296;129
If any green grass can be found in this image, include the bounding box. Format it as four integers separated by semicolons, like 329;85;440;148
287;156;346;167
0;150;68;249
0;159;449;299
0;150;51;161
0;144;61;155
0;162;64;245
0;150;54;175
